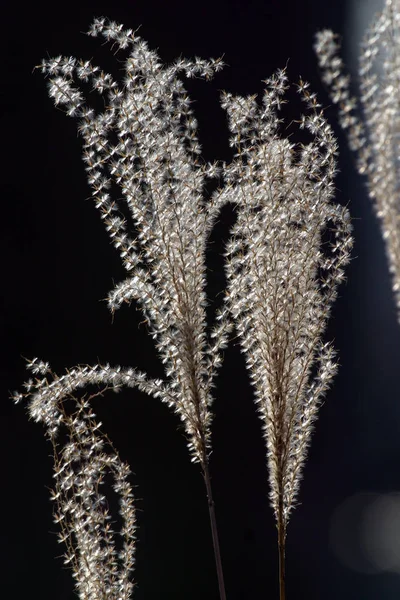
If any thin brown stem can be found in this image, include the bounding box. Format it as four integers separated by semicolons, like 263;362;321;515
202;458;227;600
277;500;286;600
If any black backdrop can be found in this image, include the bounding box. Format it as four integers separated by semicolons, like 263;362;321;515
3;1;400;599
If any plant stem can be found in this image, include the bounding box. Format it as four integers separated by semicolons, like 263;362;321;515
277;502;286;600
202;458;227;600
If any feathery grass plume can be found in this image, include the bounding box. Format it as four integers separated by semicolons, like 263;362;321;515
314;0;400;321
213;70;353;599
19;16;232;599
14;16;353;600
12;360;146;600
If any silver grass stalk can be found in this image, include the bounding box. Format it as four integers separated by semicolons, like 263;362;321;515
314;0;400;322
16;17;231;600
13;16;353;600
213;70;353;599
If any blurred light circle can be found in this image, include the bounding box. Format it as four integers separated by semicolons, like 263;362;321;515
330;492;381;574
361;492;400;573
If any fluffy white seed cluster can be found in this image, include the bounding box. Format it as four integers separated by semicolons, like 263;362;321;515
15;361;142;600
315;0;400;320
214;70;353;529
37;16;231;467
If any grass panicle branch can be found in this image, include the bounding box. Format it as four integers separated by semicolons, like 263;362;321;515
216;69;353;600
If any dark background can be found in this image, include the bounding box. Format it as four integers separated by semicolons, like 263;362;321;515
3;0;400;599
